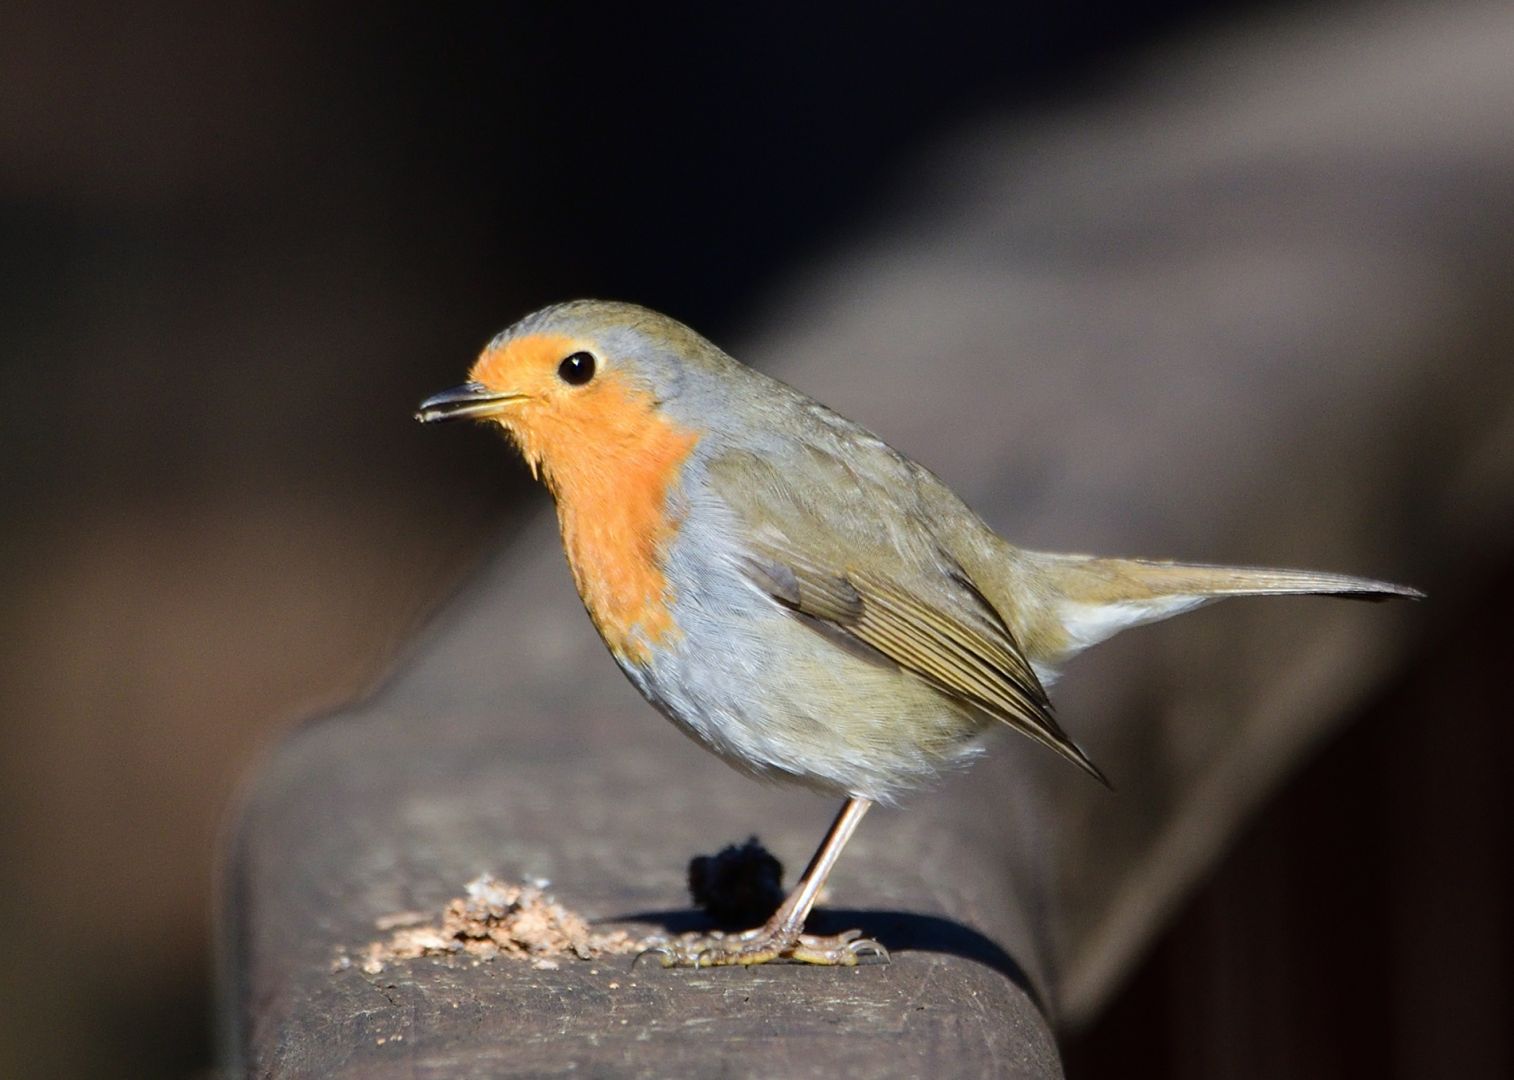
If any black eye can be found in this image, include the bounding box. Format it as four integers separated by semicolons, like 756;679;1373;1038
557;351;596;385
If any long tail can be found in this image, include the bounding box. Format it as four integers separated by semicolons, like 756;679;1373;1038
1023;552;1422;665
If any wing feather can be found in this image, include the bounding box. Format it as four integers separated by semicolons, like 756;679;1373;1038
713;446;1106;784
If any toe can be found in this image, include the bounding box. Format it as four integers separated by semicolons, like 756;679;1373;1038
788;929;890;966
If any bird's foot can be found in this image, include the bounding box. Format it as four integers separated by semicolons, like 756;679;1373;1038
636;926;888;968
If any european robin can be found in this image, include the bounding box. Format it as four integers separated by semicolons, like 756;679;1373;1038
417;300;1420;967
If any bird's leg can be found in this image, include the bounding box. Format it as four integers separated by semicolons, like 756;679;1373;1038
640;797;889;967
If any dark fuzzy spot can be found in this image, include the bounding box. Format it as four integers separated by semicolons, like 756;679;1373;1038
687;837;785;928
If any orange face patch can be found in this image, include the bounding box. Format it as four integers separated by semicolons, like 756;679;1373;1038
471;333;699;664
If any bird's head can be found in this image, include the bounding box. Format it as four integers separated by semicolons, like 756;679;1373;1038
416;300;733;486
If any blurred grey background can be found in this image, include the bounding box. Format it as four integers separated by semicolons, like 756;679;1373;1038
2;2;1510;1077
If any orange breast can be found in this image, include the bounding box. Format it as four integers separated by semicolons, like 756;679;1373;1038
468;334;700;663
536;380;698;665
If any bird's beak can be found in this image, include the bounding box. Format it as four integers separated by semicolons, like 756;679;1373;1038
415;382;528;423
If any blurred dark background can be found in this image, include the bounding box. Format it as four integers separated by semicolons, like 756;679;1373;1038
2;2;1509;1077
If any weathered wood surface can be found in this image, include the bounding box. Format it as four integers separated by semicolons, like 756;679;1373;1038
226;608;1063;1077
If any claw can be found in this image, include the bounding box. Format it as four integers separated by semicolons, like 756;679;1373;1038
847;937;890;964
632;942;678;969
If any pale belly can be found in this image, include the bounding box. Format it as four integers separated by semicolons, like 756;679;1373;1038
616;572;992;804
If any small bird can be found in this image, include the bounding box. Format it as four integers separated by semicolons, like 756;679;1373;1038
418;300;1420;967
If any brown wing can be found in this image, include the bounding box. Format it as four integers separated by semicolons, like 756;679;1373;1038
711;446;1108;785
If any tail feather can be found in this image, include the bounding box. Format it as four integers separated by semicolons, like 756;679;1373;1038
1025;552;1422;662
1054;557;1425;603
